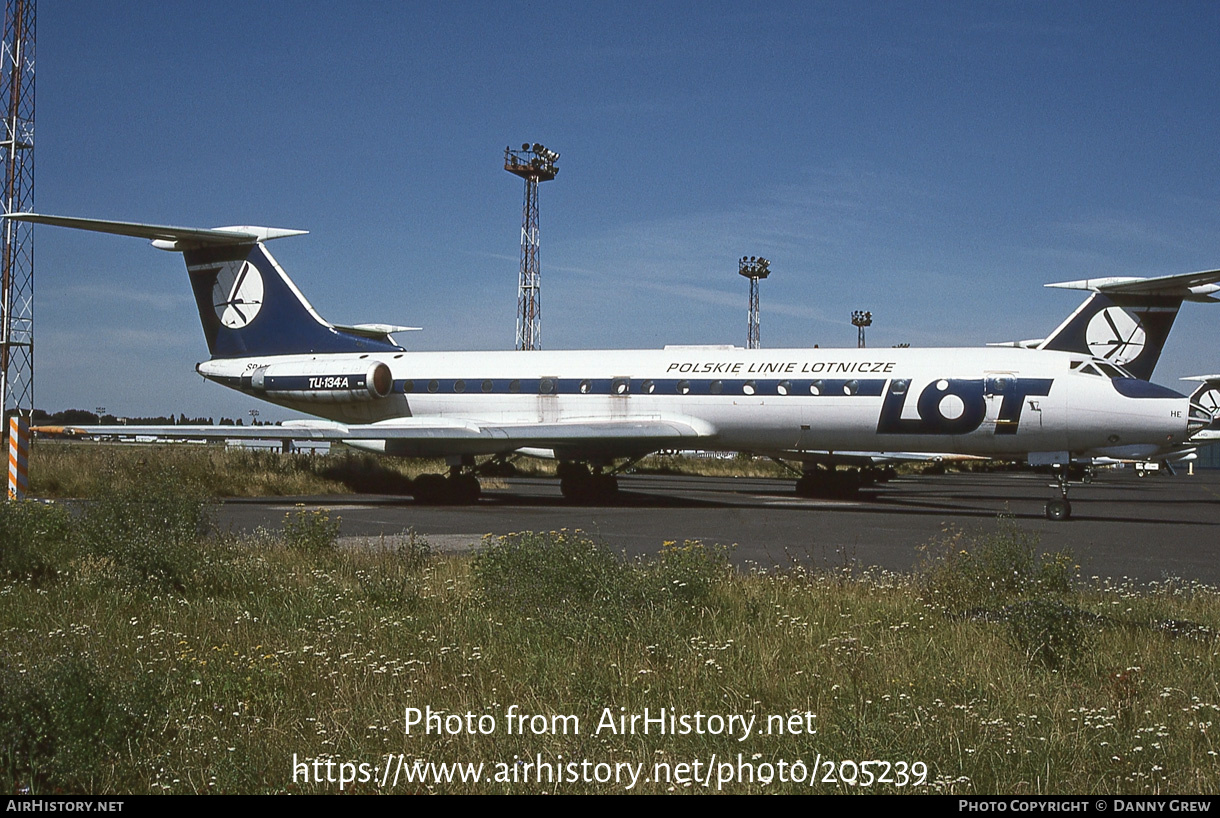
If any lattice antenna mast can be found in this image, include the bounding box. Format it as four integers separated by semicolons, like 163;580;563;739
738;256;770;350
1;0;33;502
504;143;558;351
0;0;34;422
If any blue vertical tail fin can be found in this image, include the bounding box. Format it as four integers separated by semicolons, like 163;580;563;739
6;213;404;358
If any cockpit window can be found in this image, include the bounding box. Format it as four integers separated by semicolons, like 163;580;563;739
1084;358;1135;379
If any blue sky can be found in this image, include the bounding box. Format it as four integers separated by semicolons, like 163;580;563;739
29;1;1220;419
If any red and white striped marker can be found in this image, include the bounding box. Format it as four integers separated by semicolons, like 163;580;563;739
8;416;29;501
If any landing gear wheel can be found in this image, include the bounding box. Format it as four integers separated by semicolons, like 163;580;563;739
1045;499;1071;521
451;473;481;504
559;475;585;502
412;473;447;505
558;463;619;503
411;472;481;505
591;473;619;498
795;468;862;499
834;469;862;498
795;472;825;498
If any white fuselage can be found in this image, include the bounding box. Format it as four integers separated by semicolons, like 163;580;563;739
197;345;1193;462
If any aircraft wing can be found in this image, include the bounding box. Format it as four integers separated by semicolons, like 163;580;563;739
33;417;713;447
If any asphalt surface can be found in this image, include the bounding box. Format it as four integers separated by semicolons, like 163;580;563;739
218;468;1220;586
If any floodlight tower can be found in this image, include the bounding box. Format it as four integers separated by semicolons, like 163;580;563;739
0;0;34;501
504;143;558;351
852;310;872;348
738;256;770;349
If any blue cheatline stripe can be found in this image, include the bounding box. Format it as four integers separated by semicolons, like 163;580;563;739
263;374;369;391
392;377;889;397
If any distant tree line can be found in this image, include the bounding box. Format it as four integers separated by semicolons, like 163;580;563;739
30;409;262;426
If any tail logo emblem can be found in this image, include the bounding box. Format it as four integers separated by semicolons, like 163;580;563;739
1086;306;1145;365
212;261;264;329
1197;387;1220;417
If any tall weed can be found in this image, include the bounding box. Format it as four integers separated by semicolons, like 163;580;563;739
0;654;159;793
919;521;1074;610
474;530;634;622
919;521;1086;668
75;463;212;593
0;500;74;583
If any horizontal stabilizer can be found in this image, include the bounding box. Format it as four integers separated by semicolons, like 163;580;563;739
986;339;1044;349
1046;269;1220;302
5;213;307;251
332;323;422;342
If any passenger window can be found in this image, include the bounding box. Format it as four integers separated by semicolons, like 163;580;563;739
677;380;691;395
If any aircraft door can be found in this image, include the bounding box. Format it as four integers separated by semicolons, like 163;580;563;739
984;372;1015;430
985;372;1045;434
790;380;815;451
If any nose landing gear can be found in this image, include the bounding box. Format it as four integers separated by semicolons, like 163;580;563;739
1045;464;1072;521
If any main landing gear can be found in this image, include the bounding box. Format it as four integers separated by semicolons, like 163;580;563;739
411;463;482;505
794;465;895;499
1045;464;1072;521
557;461;620;503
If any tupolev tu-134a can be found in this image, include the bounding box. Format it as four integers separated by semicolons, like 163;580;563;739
13;213;1218;520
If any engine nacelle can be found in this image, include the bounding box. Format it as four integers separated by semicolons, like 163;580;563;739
248;359;393;403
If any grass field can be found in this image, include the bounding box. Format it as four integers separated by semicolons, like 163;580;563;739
3;453;1219;794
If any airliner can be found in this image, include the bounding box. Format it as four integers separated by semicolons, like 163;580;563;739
13;213;1217;520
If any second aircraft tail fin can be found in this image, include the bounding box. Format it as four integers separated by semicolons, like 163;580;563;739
1035;270;1220;380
